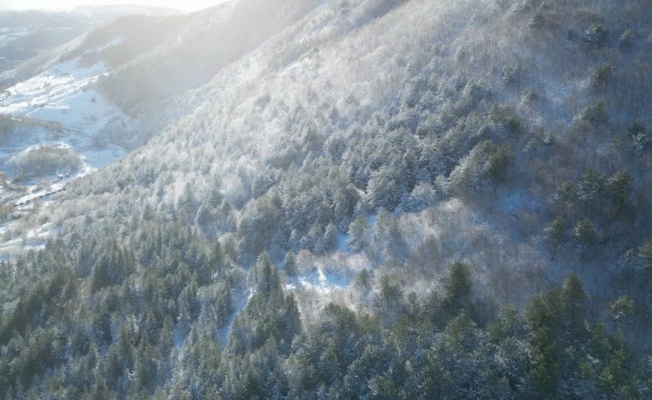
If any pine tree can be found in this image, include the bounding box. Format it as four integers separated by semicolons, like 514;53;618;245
545;216;565;248
319;223;337;254
561;275;588;328
284;252;297;277
637;236;652;269
441;262;474;324
573;218;596;252
254;253;279;297
606;171;632;215
347;215;368;252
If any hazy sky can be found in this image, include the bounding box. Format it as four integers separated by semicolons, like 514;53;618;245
0;0;226;12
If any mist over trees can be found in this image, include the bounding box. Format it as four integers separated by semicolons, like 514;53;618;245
1;0;652;397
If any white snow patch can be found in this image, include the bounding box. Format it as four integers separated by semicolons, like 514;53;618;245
11;181;67;209
0;221;58;257
173;327;186;349
336;233;350;252
286;267;349;295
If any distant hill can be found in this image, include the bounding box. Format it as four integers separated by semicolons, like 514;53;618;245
71;4;181;18
0;11;92;73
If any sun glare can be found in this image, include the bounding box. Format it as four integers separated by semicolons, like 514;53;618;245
0;0;224;12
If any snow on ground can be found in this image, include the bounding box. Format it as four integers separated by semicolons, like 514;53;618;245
173;326;186;349
336;233;350;252
11;179;67;206
285;267;349;296
285;251;363;324
1;60;105;115
0;57;131;170
0;221;60;261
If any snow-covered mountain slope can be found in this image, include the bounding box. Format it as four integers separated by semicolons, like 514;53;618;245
0;0;326;258
1;0;652;320
2;2;652;397
98;0;325;113
46;0;652;313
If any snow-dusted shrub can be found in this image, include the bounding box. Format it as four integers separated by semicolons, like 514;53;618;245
404;182;436;212
7;144;81;178
590;60;613;91
583;23;608;46
619;29;634;47
448;140;510;198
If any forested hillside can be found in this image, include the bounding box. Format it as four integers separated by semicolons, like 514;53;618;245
1;0;652;398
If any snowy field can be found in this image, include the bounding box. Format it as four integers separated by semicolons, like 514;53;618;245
0;57;131;170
